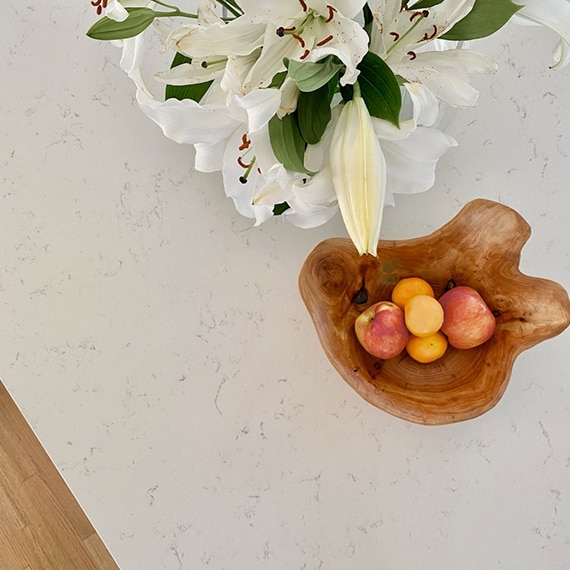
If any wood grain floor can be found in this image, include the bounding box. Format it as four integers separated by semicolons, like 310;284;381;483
0;381;120;570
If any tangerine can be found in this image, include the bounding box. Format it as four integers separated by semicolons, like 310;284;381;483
391;277;434;309
406;331;448;363
404;294;444;337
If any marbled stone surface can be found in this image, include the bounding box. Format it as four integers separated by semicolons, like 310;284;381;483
2;3;570;569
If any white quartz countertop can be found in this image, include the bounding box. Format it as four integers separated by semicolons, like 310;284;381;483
2;3;570;569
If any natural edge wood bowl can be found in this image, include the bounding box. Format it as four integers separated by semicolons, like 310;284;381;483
299;199;570;425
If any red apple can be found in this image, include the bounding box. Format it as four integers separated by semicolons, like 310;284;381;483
354;301;410;359
439;286;496;349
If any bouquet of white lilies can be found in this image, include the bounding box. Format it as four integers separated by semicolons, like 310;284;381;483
88;0;569;255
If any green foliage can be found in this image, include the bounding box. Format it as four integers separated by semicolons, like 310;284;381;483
268;114;314;175
165;53;212;103
86;8;155;40
297;75;336;145
272;202;291;216
442;0;523;41
341;51;402;127
362;3;374;29
285;56;344;92
268;71;288;89
408;0;445;8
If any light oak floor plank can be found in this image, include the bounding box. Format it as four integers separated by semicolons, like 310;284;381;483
0;382;120;570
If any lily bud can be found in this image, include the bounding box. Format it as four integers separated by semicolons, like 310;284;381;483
329;91;387;256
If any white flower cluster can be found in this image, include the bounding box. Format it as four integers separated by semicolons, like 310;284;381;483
94;0;570;255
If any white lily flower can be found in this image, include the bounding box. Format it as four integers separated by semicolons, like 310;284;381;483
239;0;369;91
513;0;570;68
136;83;293;225
329;91;387;256
368;0;497;111
370;0;475;61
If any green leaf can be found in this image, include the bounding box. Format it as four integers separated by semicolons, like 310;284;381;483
442;0;523;41
408;0;445;8
342;51;401;127
285;56;344;92
268;71;288;89
297;75;336;145
273;202;291;216
164;53;213;103
268;114;314;175
363;4;373;28
86;8;155;40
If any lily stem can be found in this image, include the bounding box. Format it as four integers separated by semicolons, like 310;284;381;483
216;0;243;18
151;0;198;18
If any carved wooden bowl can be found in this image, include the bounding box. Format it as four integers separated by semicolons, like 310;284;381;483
299;199;570;425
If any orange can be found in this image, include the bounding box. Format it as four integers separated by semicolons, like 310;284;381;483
391;277;434;309
404;294;444;337
406;331;448;363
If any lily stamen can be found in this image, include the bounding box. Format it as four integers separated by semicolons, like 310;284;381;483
422;25;438;41
300;49;310;60
325;5;337;23
200;57;228;69
316;34;334;47
237;157;252;169
298;0;308;11
239;133;251;151
238;155;257;184
407;50;417;60
91;0;108;16
276;26;296;37
292;33;306;48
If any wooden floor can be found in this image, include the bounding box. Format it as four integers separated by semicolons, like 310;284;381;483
0;382;120;570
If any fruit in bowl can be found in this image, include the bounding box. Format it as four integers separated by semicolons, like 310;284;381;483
354;301;410;359
439;286;496;349
404;294;444;338
406;331;448;364
355;275;495;363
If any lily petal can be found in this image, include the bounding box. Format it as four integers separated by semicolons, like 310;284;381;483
381;126;457;196
194;140;226;172
136;89;241;145
514;0;570;68
176;18;265;59
240;0;302;23
221;51;261;96
155;60;226;85
242;25;303;91
197;0;224;25
393;49;498;108
105;0;129;22
233;88;282;133
403;82;441;127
